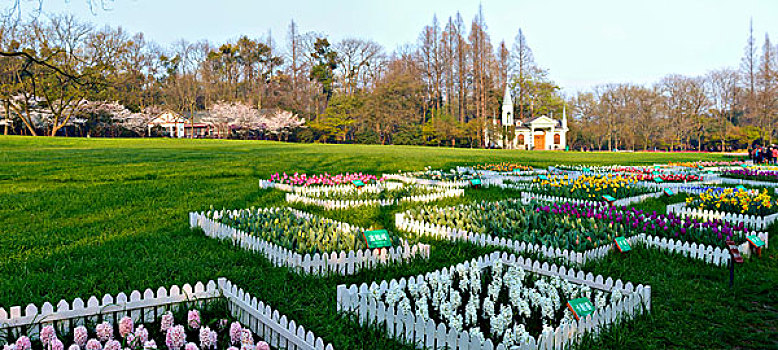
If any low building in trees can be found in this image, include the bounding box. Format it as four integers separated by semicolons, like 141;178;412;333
147;111;213;138
485;84;568;150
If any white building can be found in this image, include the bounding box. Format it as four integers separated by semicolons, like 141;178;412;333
485;84;568;150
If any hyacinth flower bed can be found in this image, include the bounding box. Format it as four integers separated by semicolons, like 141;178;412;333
528;174;654;200
204;207;397;254
668;161;745;168
685;188;778;216
403;199;756;250
628;174;703;182
266;172;381;187
337;254;649;349
471;163;534;173
290;184;442;202
721;169;778;183
397;167;474;181
0;302;274;350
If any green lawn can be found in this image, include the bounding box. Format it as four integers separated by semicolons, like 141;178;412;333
1;136;774;349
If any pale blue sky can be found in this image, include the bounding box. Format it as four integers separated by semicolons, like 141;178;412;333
26;0;778;94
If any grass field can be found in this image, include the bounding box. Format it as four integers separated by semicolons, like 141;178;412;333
1;136;775;349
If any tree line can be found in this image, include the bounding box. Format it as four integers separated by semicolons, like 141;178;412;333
0;6;775;150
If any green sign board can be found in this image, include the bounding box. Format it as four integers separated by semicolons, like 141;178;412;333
352;180;365;188
664;188;674;196
654;165;660;169
653;177;664;183
538;175;548;180
470;178;482;186
707;170;715;174
363;229;392;249
652;171;660;175
736;185;747;191
746;235;765;248
583;167;591;173
614;237;631;253
740;164;748;168
512;168;521;173
567;297;595;320
602;195;616;203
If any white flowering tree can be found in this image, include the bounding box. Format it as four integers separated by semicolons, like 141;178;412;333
205;101;259;138
259;109;305;141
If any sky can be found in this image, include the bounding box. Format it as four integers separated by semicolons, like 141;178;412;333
18;0;778;95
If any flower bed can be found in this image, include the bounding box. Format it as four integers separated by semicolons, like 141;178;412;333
721;169;778;183
628;174;703;182
265;172;381;187
686;188;777;216
337;252;650;349
669;161;745;168
0;279;332;350
190;209;429;275
668;190;778;232
397;199;767;265
472;163;534;172
283;184;463;210
524;174;655;201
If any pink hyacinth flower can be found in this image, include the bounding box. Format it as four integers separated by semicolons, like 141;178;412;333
165;325;185;350
96;322;113;342
229;322;242;345
239;329;252;345
184;343;198;350
255;341;269;350
50;338;64;350
198;327;212;350
85;339;101;350
187;310;201;329
119;316;134;338
103;340;120;350
40;325;57;346
73;326;88;348
67;345;80;350
143;341;157;350
135;325;149;343
160;312;174;332
15;336;31;350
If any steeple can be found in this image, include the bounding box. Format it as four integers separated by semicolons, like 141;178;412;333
562;105;568;129
501;79;514;125
502;83;513;107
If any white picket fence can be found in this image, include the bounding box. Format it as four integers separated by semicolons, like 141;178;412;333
395;208;768;266
381;174;472;188
713;176;778;188
190;211;430;276
517;192;663;207
0;278;333;350
284;188;465;210
336;251;651;350
666;203;778;231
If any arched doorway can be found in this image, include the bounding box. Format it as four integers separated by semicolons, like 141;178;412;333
534;132;545;150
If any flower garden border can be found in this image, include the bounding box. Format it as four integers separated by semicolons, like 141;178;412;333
0;279;333;350
284;188;464;210
666;202;778;232
189;209;430;276
336;251;651;350
396;202;767;266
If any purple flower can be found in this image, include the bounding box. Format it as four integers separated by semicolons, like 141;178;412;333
104;340;120;350
199;327;213;350
229;322;242;345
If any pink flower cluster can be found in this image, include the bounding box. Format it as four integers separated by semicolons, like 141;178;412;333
268;172;381;187
2;310;270;350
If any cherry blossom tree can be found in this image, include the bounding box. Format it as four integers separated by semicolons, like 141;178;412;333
205;101;259;138
259;109;305;141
